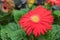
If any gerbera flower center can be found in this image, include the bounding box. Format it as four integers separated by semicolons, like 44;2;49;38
4;6;7;10
31;15;39;23
3;3;9;10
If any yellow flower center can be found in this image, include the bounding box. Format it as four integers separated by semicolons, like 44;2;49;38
27;0;35;4
31;16;39;23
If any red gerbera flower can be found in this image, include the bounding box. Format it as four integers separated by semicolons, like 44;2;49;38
46;0;60;6
19;5;54;36
55;0;60;6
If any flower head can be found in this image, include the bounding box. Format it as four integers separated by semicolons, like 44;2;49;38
1;0;15;13
46;0;60;6
1;2;9;13
19;5;54;36
27;0;35;7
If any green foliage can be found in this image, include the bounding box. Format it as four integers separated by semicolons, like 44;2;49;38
53;10;60;25
13;8;30;23
0;9;14;25
53;10;60;17
1;22;26;40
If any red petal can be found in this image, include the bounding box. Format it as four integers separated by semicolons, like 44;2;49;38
27;27;32;36
40;28;45;35
33;29;38;37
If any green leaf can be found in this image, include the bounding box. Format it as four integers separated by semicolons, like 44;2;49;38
1;22;27;40
13;8;29;23
53;10;60;17
53;10;60;25
5;22;20;31
7;29;26;40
